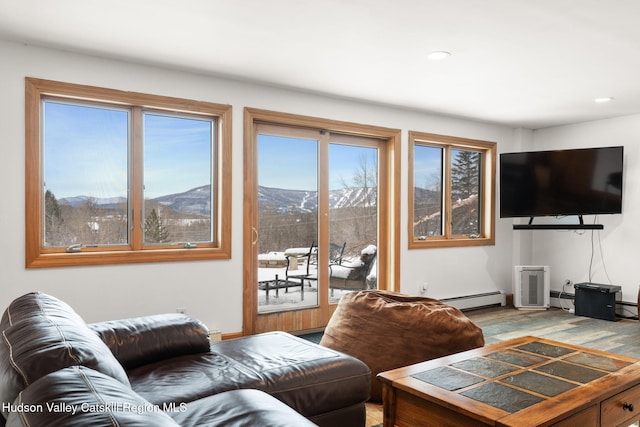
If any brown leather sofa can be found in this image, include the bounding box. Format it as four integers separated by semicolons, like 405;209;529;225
0;292;370;426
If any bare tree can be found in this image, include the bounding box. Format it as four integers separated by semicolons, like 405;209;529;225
333;151;378;257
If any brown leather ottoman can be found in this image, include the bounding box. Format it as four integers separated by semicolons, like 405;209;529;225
320;290;485;402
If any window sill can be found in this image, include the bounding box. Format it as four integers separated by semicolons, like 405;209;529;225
26;247;231;268
409;236;495;249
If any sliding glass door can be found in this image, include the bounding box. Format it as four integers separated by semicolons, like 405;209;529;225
250;123;384;331
243;108;398;335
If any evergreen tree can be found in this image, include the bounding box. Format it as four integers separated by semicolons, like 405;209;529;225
144;208;170;243
451;150;480;200
44;190;62;227
44;190;64;245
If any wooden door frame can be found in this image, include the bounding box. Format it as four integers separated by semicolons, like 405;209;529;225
242;107;401;336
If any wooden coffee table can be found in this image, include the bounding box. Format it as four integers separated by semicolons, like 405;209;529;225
378;336;640;426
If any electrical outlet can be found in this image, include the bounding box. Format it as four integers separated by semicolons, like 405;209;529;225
176;307;186;314
419;282;428;295
209;330;221;342
564;279;572;287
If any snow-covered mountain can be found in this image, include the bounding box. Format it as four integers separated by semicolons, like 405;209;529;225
154;185;211;216
258;185;380;213
58;185;389;216
58;195;127;207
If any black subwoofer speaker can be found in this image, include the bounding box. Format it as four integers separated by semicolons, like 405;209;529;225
574;283;621;321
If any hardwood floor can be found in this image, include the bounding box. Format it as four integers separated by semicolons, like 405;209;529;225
365;402;383;427
364;305;640;426
468;305;640;357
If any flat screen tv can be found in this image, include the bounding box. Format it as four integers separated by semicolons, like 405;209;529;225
500;146;623;218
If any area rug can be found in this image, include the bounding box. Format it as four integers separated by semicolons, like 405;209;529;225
298;331;323;344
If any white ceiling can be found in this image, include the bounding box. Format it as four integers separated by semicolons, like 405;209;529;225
2;0;640;129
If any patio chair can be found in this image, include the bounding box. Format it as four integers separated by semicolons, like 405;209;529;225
329;245;377;296
306;242;345;266
285;242;318;287
329;242;346;265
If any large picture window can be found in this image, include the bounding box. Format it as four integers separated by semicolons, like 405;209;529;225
409;131;496;248
26;78;231;267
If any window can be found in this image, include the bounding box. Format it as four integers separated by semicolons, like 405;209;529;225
26;78;231;267
409;131;496;248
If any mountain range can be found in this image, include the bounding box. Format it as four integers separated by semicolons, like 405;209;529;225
59;185;212;216
59;185;427;216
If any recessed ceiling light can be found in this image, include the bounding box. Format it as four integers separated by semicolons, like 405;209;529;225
427;51;451;60
593;97;614;103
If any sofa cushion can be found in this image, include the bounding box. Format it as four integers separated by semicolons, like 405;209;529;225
0;291;86;331
320;290;485;402
0;292;130;420
170;389;318;427
127;331;370;421
89;313;210;370
5;366;179;427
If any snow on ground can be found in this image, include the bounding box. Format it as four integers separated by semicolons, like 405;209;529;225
257;256;366;312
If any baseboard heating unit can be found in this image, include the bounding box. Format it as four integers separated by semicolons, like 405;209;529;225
440;291;506;311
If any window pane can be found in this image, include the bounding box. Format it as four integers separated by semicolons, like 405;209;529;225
329;143;378;303
413;145;443;238
143;113;214;245
451;149;481;236
43;101;129;247
257;134;319;313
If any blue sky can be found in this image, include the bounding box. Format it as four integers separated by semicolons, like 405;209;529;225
143;113;211;199
44;101;212;200
258;134;377;191
413;145;442;190
44;101;378;200
44;101;129;199
258;135;318;190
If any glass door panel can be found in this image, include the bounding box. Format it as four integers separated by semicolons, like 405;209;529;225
328;143;378;303
257;133;319;313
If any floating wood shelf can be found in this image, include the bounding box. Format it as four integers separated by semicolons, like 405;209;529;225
513;224;603;230
512;215;603;230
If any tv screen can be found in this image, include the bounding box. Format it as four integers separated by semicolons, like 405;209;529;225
500;146;623;218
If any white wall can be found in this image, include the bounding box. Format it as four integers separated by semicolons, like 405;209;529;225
0;39;518;333
530;115;640;306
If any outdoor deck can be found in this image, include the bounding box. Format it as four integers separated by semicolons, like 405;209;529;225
257;253;358;312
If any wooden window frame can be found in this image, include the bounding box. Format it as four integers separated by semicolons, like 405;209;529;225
25;77;232;268
408;131;496;249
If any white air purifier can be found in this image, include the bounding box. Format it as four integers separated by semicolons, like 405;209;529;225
513;266;550;310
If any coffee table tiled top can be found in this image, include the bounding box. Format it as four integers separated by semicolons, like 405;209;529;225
379;336;640;427
412;339;630;413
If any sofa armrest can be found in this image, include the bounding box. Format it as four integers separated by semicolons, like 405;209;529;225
90;313;210;370
6;366;180;427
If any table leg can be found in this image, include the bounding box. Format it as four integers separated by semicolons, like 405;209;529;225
382;383;397;427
